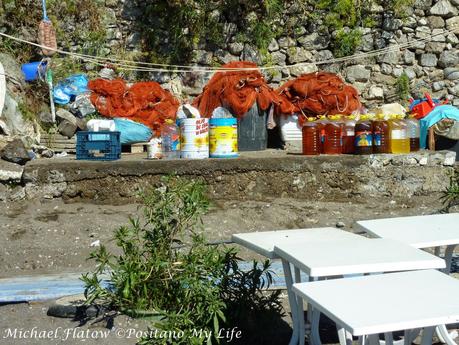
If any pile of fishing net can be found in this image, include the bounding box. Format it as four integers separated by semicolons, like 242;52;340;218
276;72;361;119
88;79;179;135
193;61;295;118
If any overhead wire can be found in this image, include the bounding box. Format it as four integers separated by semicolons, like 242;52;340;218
0;25;457;74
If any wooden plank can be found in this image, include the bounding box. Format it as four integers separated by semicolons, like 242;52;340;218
0;260;295;303
122;142;149;154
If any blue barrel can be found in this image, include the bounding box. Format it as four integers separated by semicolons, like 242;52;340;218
209;118;238;158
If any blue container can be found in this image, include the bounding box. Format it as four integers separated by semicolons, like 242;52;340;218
76;131;121;161
21;61;47;82
209;117;238;158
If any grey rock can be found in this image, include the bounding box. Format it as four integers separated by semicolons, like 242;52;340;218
101;8;117;26
57;120;77;139
403;50;416;64
427;16;445;28
446;33;459;44
228;42;244;56
438;50;459;68
194;50;213;65
415;26;431;39
446;72;459;80
403;17;418;28
433;81;445;91
287;47;312;64
392;66;404;78
289;64;318;77
315;50;334;62
0;139;30;165
381;63;393;75
425;42;446;53
360;34;374;51
368;85;384;99
271;51;287;66
298;32;329;50
404;67;417;80
214;49;236;64
419;53;438;67
242;45;262;65
383;17;402;31
0;159;23;182
346;65;371;82
414;0;433;10
277;36;296;48
431;28;447;41
450;83;459;96
378;50;400;64
335;221;346;228
446;17;459;30
268;39;279;52
418;18;428;26
430;0;458;17
2;92;35;137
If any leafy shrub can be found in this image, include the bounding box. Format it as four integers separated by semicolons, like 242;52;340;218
82;176;283;345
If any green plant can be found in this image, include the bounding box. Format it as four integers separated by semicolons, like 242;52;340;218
441;170;459;212
333;29;362;58
82;176;283;345
397;72;411;104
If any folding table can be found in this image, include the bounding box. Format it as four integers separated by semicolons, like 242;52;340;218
356;213;459;344
292;270;459;345
273;238;446;345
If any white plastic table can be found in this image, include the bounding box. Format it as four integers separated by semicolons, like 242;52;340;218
232;228;365;345
292;270;459;345
273;238;446;345
232;227;363;259
356;213;459;273
356;213;459;345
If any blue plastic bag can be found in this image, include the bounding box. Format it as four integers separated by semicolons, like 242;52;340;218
114;118;153;145
53;74;88;105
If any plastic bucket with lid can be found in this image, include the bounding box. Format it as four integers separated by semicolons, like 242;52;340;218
179;118;209;159
209;118;238;158
21;61;47;82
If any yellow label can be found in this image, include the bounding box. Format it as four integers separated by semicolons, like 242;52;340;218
209;125;237;155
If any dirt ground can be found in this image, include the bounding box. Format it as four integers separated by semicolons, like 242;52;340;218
0;194;457;345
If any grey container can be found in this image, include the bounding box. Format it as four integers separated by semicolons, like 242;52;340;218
236;103;268;151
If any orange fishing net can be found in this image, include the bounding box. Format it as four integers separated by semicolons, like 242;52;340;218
88;79;180;135
276;72;361;122
193;61;295;118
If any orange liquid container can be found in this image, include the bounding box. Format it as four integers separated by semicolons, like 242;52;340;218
323;115;342;155
390;115;410;154
372;115;390;154
354;115;373;155
317;115;327;153
302;119;321;155
342;116;356;154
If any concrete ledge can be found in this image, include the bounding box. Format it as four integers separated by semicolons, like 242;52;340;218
16;150;457;204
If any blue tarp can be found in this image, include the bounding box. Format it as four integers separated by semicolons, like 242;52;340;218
53;74;89;105
114;118;153;145
420;105;459;148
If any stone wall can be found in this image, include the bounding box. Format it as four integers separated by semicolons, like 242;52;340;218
7;151;455;204
90;0;459;106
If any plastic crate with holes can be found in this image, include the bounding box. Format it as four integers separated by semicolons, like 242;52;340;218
76;131;121;161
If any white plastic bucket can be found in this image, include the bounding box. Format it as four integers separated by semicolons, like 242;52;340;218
179;118;209;159
279;114;302;142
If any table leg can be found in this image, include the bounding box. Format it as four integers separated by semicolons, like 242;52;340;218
282;259;300;345
420;327;435;345
443;245;457;274
435;244;458;345
337;327;353;345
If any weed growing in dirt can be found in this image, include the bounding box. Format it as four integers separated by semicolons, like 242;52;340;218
441;170;459;212
81;176;283;344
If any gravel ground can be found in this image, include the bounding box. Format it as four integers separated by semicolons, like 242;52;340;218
0;195;457;345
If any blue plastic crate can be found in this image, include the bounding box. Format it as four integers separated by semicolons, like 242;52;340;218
76;131;121;161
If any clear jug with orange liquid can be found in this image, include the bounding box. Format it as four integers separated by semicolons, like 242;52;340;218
302;118;321;155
